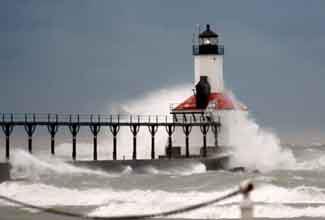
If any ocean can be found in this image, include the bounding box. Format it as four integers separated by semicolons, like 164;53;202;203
0;144;325;220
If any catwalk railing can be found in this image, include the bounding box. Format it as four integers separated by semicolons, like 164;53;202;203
0;113;221;161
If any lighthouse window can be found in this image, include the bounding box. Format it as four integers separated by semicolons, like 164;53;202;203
200;37;218;45
203;39;211;44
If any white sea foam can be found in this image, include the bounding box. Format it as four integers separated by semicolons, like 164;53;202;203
8;149;206;179
138;163;207;176
295;155;325;170
0;181;235;207
89;183;325;218
0;182;112;206
171;204;325;219
1;180;325;218
9;149;113;180
251;184;325;204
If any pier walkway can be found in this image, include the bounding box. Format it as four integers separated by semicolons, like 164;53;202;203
0;113;220;161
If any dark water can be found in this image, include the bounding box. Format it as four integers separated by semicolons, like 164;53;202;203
0;144;325;219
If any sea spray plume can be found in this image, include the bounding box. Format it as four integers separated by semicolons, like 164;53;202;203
108;84;194;159
224;91;296;172
54;84;204;160
112;84;193;115
19;83;296;172
18;84;210;172
108;83;296;169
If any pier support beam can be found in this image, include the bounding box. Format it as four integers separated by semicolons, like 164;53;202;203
24;124;37;153
90;116;101;161
109;124;120;160
200;124;210;157
68;115;80;160
1;124;14;160
211;123;219;148
24;114;37;154
148;125;158;159
47;114;59;155
182;125;192;158
130;124;140;160
165;125;176;159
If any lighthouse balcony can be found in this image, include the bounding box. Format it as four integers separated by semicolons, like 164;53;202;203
192;44;224;55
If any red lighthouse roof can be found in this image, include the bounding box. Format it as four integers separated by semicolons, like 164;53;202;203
172;92;247;112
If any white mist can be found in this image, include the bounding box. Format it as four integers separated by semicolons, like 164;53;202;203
112;85;296;171
47;84;297;171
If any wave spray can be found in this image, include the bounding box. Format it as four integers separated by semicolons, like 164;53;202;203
113;85;296;172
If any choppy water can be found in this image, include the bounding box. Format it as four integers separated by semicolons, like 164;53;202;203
0;144;325;220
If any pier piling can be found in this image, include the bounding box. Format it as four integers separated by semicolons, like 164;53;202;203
24;114;37;153
200;124;210;157
1;114;14;159
109;124;120;160
90;115;101;160
211;123;219;148
1;124;14;160
165;125;176;159
68;115;80;160
47;114;59;155
182;125;192;158
130;120;140;160
148;124;159;159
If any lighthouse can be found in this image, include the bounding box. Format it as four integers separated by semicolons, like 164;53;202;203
193;24;224;94
172;24;246;114
170;24;247;154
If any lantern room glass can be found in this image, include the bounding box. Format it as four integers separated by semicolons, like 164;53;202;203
199;37;218;45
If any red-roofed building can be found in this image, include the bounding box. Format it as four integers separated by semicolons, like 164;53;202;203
172;93;247;113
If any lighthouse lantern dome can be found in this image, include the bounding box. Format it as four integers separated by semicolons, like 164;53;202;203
199;24;219;45
193;24;224;55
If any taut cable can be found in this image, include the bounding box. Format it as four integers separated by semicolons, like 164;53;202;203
0;180;253;220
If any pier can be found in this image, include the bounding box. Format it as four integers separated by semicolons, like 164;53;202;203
0;113;220;161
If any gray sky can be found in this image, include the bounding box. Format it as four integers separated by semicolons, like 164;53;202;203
2;0;325;143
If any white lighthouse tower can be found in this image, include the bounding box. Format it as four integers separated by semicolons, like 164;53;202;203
172;24;244;114
193;24;224;93
171;24;247;153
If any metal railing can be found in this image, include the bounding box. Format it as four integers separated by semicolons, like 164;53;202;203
192;44;224;55
0;112;221;160
0;112;218;125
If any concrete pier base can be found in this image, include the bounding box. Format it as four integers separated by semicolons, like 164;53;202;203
0;156;229;183
0;163;10;183
72;156;229;173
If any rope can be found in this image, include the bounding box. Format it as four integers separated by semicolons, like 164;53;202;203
0;188;242;220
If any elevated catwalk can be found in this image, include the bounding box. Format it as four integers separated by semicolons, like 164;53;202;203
0;113;225;182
